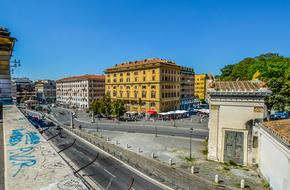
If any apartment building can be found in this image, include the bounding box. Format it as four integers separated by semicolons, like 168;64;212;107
105;58;181;113
56;75;105;109
194;74;207;100
0;27;16;103
180;66;195;110
35;80;56;103
11;77;36;103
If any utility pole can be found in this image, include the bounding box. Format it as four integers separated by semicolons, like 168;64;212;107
189;127;193;160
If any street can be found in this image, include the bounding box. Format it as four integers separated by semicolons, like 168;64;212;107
35;118;165;190
51;107;209;139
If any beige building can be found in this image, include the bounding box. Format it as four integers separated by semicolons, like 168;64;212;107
35;80;56;103
207;81;271;166
105;58;181;113
258;119;290;190
56;75;105;109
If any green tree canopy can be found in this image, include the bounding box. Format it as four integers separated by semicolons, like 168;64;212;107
112;99;126;119
219;53;290;111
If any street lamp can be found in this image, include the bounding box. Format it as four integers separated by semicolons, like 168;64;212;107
154;122;158;137
189;127;193;160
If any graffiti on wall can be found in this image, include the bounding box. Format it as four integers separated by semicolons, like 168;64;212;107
8;128;40;177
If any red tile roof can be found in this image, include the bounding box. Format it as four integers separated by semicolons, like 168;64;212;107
108;58;176;69
262;119;290;146
213;81;263;92
58;75;105;82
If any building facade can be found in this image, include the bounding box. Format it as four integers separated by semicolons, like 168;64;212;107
194;74;207;100
258;119;289;190
35;80;56;103
56;75;105;109
180;66;195;110
105;58;181;113
207;81;271;166
0;27;16;103
11;77;36;103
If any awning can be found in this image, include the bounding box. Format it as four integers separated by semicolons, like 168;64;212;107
146;110;157;115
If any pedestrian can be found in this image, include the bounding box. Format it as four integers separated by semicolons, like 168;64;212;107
79;125;82;130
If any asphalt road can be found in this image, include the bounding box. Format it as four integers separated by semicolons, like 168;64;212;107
51;108;209;139
32;118;164;190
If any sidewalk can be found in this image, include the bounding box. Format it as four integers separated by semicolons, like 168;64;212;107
3;105;88;190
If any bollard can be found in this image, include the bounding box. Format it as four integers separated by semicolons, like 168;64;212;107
116;140;119;145
191;166;199;173
240;179;245;189
169;158;173;166
126;144;129;148
214;174;219;183
151;152;155;159
107;137;110;141
191;166;195;174
137;147;140;153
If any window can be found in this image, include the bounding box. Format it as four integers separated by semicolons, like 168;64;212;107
152;76;155;81
142;91;146;98
134;71;138;75
120;78;123;82
113;91;117;97
127;72;130;76
114;74;116;77
134;91;138;98
151;91;156;98
127;91;130;98
120;91;123;98
150;102;156;107
120;73;123;76
152;69;155;74
107;79;110;83
135;77;138;82
126;78;130;82
113;79;117;82
143;70;146;74
151;85;156;89
142;86;146;89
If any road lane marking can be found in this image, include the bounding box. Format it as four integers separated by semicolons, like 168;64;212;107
103;169;116;178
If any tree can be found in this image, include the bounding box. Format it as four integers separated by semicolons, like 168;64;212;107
20;95;29;103
101;94;112;117
112;99;126;119
90;99;102;115
219;53;290;111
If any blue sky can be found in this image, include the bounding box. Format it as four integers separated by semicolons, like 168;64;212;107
1;0;290;80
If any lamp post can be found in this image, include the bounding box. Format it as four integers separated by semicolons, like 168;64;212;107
173;110;176;127
189;127;193;160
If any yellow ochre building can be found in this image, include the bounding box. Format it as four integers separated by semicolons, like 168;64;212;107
105;58;181;113
194;74;207;100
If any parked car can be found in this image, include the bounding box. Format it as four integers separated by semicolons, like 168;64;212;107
270;111;289;120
